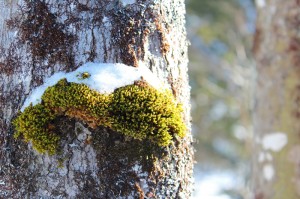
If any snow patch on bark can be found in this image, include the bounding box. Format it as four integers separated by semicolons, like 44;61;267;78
263;164;275;181
258;152;273;162
262;132;288;152
121;0;136;6
21;62;164;111
255;0;266;8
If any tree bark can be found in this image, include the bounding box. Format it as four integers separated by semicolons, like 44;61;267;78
253;0;300;198
0;0;193;198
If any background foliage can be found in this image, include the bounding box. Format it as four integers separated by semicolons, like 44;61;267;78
186;0;256;198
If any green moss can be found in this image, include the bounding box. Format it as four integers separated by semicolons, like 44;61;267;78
13;104;59;155
13;79;186;155
76;72;91;79
110;83;185;146
42;79;111;128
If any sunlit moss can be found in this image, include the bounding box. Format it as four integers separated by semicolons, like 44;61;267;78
110;83;186;146
13;104;59;155
13;79;186;155
42;79;111;128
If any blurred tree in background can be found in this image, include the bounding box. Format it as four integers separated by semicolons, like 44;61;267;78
186;0;256;198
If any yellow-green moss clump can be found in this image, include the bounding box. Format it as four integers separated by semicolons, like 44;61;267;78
13;79;186;155
13;104;59;154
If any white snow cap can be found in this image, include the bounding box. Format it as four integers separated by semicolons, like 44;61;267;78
21;63;164;111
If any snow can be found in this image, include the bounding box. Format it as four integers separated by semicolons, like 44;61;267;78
263;164;274;181
258;152;273;162
121;0;136;6
22;72;66;111
262;132;288;152
21;63;164;111
233;125;248;141
193;172;235;199
255;0;266;8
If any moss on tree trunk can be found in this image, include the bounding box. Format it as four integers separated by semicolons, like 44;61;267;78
0;0;193;198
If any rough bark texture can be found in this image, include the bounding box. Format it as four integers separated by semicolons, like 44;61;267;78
0;0;193;198
253;0;300;198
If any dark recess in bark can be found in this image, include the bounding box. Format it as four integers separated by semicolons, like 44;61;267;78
109;2;170;67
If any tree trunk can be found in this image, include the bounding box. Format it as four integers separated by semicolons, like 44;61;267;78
253;0;300;198
0;0;193;198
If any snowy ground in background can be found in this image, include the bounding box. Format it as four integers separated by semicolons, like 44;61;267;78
192;171;236;199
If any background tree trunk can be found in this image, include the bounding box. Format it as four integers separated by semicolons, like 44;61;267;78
253;0;300;198
0;0;193;198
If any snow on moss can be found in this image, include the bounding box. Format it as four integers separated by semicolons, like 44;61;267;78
22;62;164;111
15;63;186;155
